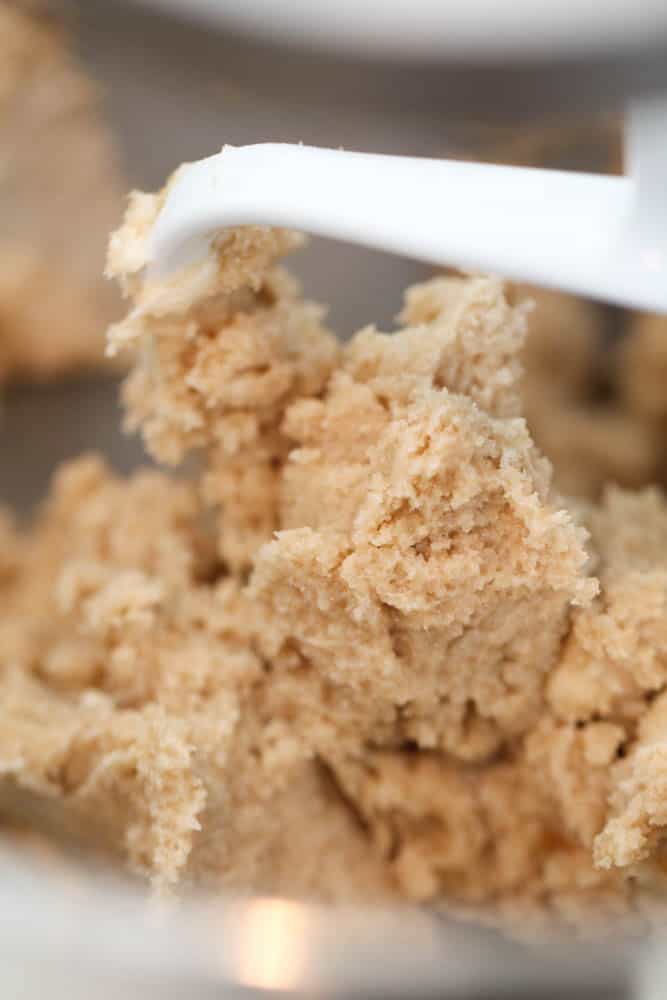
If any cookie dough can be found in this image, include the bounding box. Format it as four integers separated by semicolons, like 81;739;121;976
0;0;123;381
464;115;663;502
2;171;667;931
516;285;662;499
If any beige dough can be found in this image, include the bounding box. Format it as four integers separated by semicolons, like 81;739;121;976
0;0;123;381
2;172;667;932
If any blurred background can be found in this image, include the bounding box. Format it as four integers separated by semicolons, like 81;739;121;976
3;2;667;998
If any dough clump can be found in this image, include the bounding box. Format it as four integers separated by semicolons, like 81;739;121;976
2;170;667;931
0;1;123;381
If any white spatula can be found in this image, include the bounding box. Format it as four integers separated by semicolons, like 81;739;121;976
149;98;667;313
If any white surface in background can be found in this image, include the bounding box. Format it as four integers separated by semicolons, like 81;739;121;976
127;0;667;58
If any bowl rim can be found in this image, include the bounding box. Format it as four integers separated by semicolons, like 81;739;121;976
0;847;634;997
125;0;667;61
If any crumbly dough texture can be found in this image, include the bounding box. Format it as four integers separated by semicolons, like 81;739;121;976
511;286;663;500
0;0;123;381
3;170;667;930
